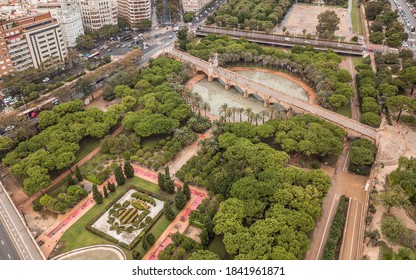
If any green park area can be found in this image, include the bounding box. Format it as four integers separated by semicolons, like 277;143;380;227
55;176;173;260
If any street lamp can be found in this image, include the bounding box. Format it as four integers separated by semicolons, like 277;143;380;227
315;32;319;44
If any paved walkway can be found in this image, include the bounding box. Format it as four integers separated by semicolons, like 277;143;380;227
305;142;367;260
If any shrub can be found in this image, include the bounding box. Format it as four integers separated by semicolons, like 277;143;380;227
122;200;130;207
322;196;348;259
132;250;141;260
124;161;134;178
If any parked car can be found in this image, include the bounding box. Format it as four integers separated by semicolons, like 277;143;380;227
108;49;113;52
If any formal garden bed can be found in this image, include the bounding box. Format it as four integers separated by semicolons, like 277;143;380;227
91;189;163;246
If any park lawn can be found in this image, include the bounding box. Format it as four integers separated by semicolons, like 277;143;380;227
336;102;352;118
352;57;364;67
208;235;234;260
74;137;101;163
126;176;176;202
56;186;129;255
351;0;363;35
141;135;164;150
132;215;172;258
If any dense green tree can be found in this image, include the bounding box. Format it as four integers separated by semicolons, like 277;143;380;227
114;165;126;185
103;186;108;198
107;182;116;192
145;233;155;246
134;19;152;31
38;111;59;129
187;250;220;260
366;2;385;20
67;174;76;186
360;112;381;127
98;25;119;39
123;161;134;178
183;182;191;200
316;10;340;39
76;34;94;51
165;179;175;194
328;94;348;110
386;95;414;121
398;66;416;95
163;203;176;221
158;172;165;191
183;12;194;23
175;187;188;210
92;184;103;204
389;157;416;203
75;165;83;181
378;186;410;213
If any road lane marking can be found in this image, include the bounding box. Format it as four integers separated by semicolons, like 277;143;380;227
317;193;339;259
1;240;4;245
8;253;11;259
350;200;359;260
0;198;34;259
357;201;364;260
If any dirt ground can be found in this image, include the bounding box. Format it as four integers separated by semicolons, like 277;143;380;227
281;4;351;39
363;121;416;259
183;225;202;243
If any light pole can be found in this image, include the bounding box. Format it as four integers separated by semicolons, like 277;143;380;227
315;32;319;44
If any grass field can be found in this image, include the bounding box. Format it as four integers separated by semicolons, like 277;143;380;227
336;102;352;118
74;137;101;163
56;185;129;256
352;57;364;67
208;235;234;260
351;0;363;35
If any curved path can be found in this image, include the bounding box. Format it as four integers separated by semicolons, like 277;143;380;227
53;245;125;260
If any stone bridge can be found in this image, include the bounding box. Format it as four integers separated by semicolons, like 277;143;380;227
165;48;378;140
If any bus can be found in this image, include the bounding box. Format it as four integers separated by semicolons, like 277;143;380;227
120;34;132;42
87;52;100;60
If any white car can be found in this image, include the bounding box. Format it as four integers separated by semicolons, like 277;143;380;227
284;37;291;41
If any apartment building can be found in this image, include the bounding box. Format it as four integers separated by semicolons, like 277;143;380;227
118;0;150;26
0;12;67;77
36;0;84;48
78;0;118;31
182;0;210;13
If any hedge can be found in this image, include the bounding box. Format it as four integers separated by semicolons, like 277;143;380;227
131;192;156;206
322;196;348;260
86;185;165;251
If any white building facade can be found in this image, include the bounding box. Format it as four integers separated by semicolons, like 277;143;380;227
36;0;84;48
117;0;150;26
78;0;118;31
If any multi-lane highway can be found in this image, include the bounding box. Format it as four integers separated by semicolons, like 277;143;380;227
0;180;44;260
0;219;20;260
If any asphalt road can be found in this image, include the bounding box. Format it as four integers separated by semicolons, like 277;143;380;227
392;0;416;37
0;181;44;260
0;219;20;260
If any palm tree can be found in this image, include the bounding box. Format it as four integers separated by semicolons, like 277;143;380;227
268;105;278;119
231;106;237;123
187;116;199;131
260;110;269;124
226;108;233;123
183;89;193;104
200;138;219;154
244;108;253;122
201;102;211;117
219;103;229;118
237;107;245;122
174;127;197;145
252;113;261;126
